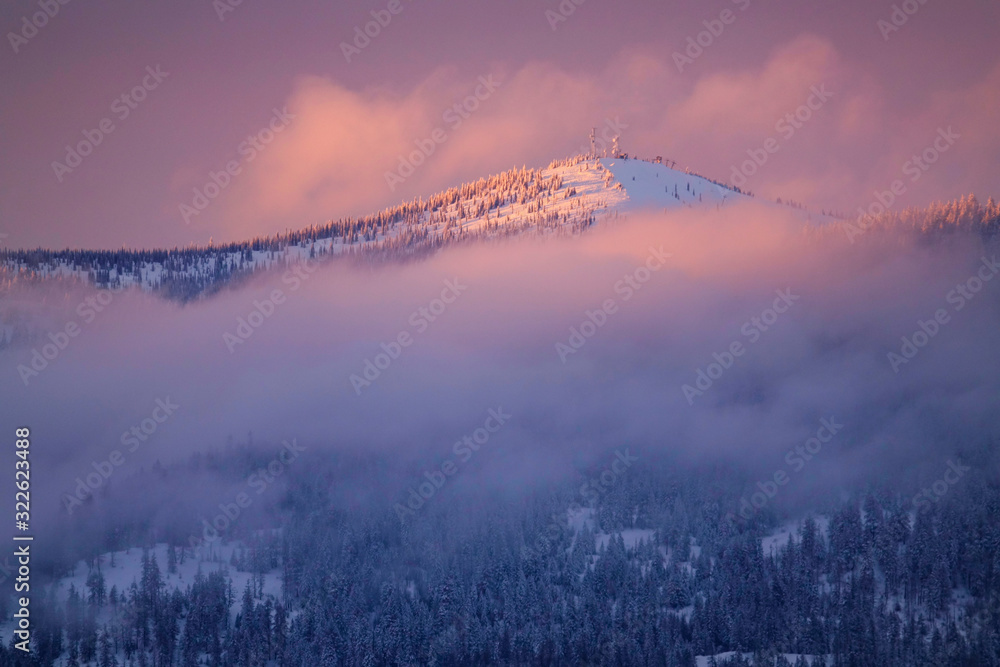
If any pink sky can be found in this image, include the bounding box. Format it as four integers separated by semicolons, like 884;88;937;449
1;0;998;249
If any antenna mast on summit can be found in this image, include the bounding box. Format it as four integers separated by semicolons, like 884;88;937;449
589;128;596;159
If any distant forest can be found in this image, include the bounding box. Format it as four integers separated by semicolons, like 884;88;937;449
4;435;1000;666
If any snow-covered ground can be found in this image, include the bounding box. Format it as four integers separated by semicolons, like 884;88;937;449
569;505;836;566
53;542;281;605
565;505;657;553
761;516;830;556
596;528;657;552
0;541;282;646
602;157;749;211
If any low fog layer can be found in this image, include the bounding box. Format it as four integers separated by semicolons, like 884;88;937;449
4;203;1000;550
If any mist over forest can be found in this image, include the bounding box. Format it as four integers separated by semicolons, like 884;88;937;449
2;199;1000;663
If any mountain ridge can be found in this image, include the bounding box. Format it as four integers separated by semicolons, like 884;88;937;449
0;155;757;299
4;154;995;303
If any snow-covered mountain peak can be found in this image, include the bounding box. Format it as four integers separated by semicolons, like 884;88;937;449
0;155;765;301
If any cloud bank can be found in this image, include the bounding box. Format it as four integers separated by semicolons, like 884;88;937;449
5;204;1000;544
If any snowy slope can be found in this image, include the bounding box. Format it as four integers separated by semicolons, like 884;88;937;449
0;155;810;300
602;157;750;210
0;541;283;650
